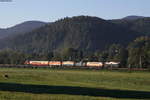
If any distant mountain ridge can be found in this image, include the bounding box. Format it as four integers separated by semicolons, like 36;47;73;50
122;15;144;20
0;21;46;39
111;16;150;35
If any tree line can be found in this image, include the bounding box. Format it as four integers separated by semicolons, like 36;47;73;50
0;36;150;68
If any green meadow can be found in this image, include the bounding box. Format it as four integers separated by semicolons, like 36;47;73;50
0;68;150;100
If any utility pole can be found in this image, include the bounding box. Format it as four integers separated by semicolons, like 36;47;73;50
139;55;142;69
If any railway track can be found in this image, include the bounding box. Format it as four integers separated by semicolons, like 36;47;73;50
0;64;149;71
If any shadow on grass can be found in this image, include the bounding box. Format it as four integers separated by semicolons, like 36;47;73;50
0;82;150;99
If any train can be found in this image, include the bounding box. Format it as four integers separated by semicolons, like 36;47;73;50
24;60;120;68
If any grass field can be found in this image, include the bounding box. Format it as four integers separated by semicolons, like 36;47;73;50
0;68;150;100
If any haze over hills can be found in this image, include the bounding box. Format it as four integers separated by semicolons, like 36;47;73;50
0;16;142;53
0;21;46;39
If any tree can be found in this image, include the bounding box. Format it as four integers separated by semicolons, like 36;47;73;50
61;48;82;61
0;49;30;64
99;51;108;68
107;44;128;67
128;36;150;68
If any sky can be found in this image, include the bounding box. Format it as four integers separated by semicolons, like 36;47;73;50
0;0;150;28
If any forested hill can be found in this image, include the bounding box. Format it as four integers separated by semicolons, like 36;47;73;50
0;16;140;53
111;17;150;35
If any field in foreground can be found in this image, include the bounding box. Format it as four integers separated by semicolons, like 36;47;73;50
0;68;150;100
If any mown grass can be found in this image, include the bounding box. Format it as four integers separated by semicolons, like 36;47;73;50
0;68;150;100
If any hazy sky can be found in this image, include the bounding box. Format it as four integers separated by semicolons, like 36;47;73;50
0;0;150;28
